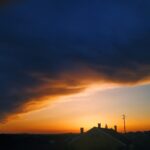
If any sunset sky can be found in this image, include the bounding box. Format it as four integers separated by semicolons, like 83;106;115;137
0;0;150;133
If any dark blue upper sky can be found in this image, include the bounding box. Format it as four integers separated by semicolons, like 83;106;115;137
0;0;150;120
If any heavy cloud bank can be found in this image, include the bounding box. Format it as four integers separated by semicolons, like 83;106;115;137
0;0;150;119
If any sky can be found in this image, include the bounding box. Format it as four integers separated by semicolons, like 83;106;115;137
0;0;150;133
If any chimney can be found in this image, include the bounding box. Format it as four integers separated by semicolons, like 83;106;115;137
105;124;108;129
98;123;101;128
80;128;84;134
114;125;117;132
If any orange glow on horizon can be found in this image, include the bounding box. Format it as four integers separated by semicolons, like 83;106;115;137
0;83;150;134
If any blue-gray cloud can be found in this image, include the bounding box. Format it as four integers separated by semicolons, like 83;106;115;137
0;0;150;119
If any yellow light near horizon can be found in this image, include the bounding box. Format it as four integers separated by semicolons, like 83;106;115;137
0;83;150;134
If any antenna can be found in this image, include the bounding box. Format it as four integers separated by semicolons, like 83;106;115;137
122;114;126;133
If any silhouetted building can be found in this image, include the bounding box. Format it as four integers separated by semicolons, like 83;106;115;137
68;127;131;150
98;123;101;128
80;128;84;134
114;125;117;132
105;124;108;129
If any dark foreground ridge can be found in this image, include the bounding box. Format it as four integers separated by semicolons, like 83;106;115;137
0;129;150;150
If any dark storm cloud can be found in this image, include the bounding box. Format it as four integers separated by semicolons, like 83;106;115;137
0;0;150;119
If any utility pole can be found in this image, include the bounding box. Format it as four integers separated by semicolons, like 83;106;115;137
122;114;126;133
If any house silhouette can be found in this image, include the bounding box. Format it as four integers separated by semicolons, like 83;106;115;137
68;124;133;150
